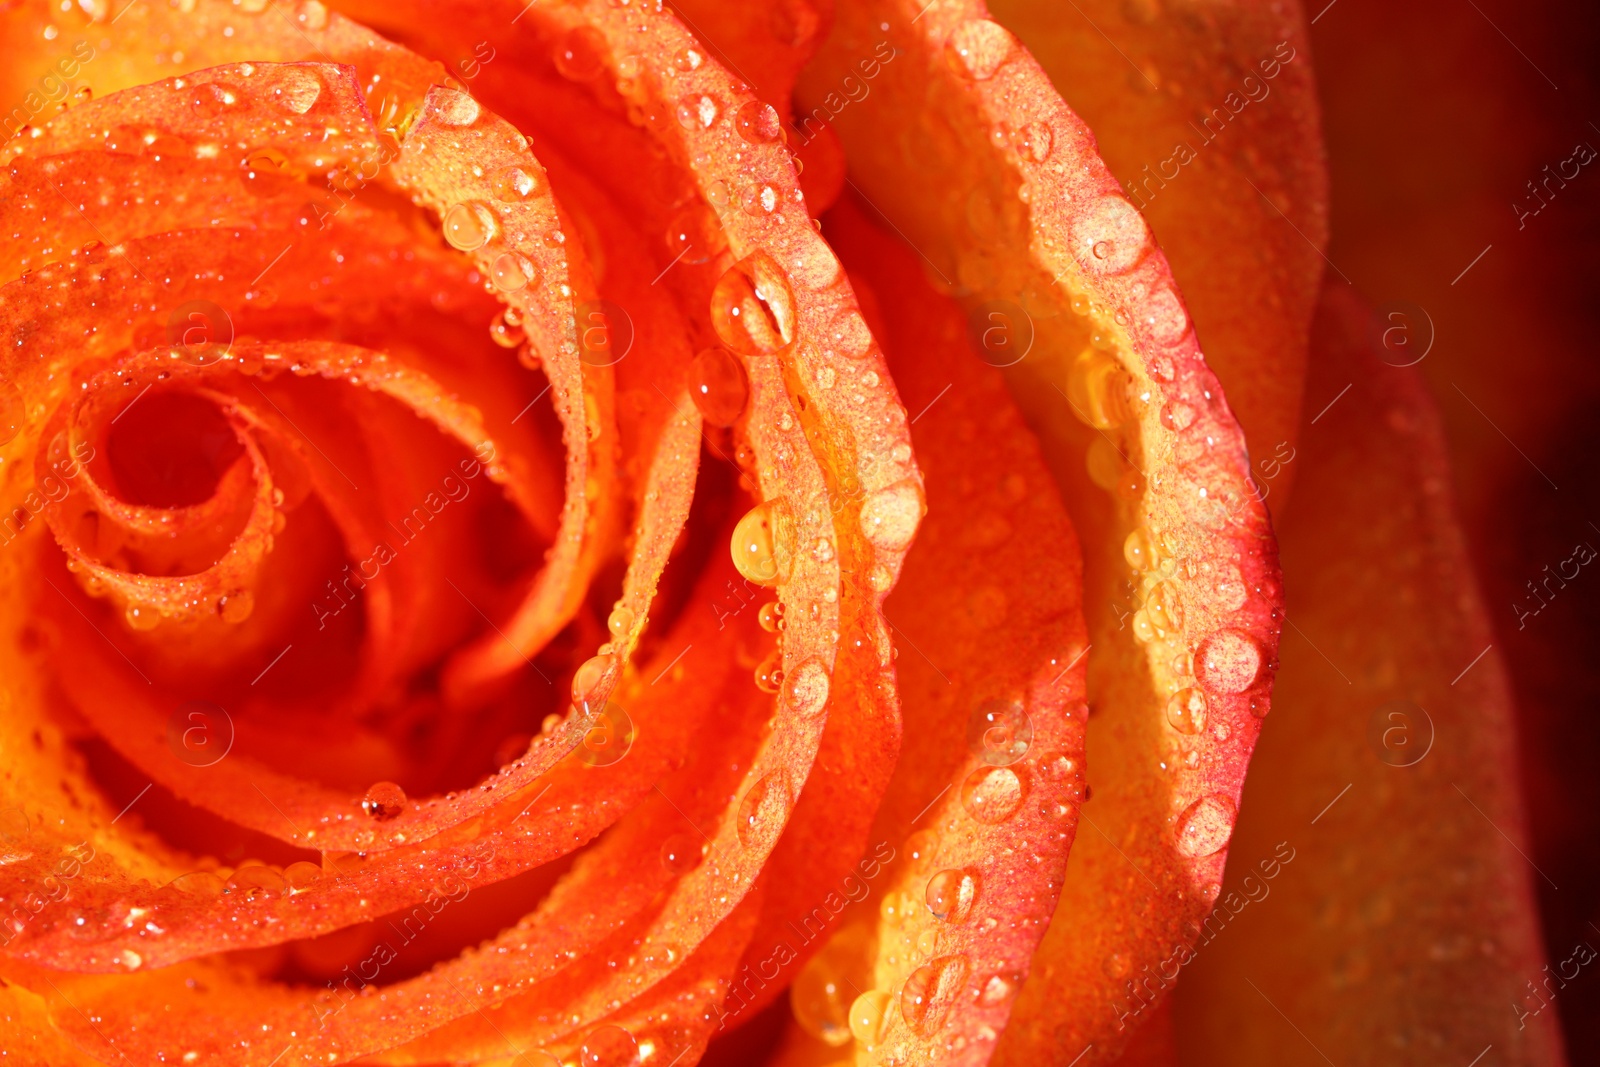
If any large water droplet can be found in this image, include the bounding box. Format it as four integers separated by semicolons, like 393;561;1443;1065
1144;286;1190;345
225;864;285;901
900;954;970;1037
731;500;782;586
169;871;226;897
1166;687;1208;735
283;860;322;893
859;479;923;551
689;347;748;427
925;868;977;922
1124;526;1158;570
496;166;543;201
1176;794;1237;857
1145;580;1182;632
946;20;1017;80
659;832;701;875
675;92;721;129
754;651;784;694
1195;630;1262;694
571;653;614;711
737;773;789;849
361;781;406;820
710;252;797;354
577;1023;639;1067
217;589;254;624
1073;195;1151;275
736;100;783;144
961;766;1024;824
968;699;1031;766
491;252;537;293
790;925;869;1046
271;67;322;113
443;201;495;251
433;88;481;127
554;27;608;82
782;656;830;718
848;989;893;1046
825;308;873;359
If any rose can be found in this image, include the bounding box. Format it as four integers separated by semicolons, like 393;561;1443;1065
0;1;1563;1066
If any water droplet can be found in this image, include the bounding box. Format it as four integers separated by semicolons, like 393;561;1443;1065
1145;581;1182;632
790;924;869;1045
577;1023;639;1067
859;479;923;551
1074;195;1151;275
659;832;701;875
740;181;780;216
735;99;783;143
225;864;285;901
1176;794;1237;857
607;605;635;640
1018;121;1052;162
946;19;1017;80
169;871;225;897
968;699;1031;766
758;600;783;632
925;868;977;922
961;766;1024;824
979;972;1019;1006
710;252;797;354
571;653;614;711
1123;526;1157;570
737;773;788;849
675;93;720;129
731;500;782;586
443;201;495;251
900;954;970;1037
1195;630;1262;694
433;88;481;127
271;66;321;113
1066;348;1131;429
491;252;537;293
826;308;873;359
0;393;22;445
1166;687;1208;735
496;166;543;201
664;204;727;265
361;781;406;820
848;989;894;1046
672;47;704;72
782;656;830;717
754;651;784;694
283;860;322;892
1161;399;1196;432
1145;286;1190;345
217;589;254;624
689;347;748;427
125;604;160;631
490;308;526;348
554;27;608;82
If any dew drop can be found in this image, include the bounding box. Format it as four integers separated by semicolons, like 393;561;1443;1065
900;954;970;1037
1166;687;1208;735
169;871;225;897
664;204;726;265
1018;120;1053;162
672;47;704;72
859;479;923;551
571;653;614;710
659;832;701;875
1176;794;1237;857
925;868;977;922
496;166;543;201
577;1023;639;1067
968;699;1031;766
710;252;797;354
1145;286;1190;344
740;181;780;216
757;600;783;632
554;27;608;82
491;252;537;293
754;651;784;694
826;308;873;359
946;19;1017;80
361;781;406;820
731;500;782;586
606;605;635;641
271;67;321;113
1195;630;1262;694
433;88;481;127
979;972;1019;1006
1161;399;1197;432
217;589;254;624
961;765;1024;824
689;347;749;427
283;860;322;892
848;989;894;1047
225;864;285;901
1145;581;1182;631
737;773;788;849
1074;195;1152;275
735;99;783;143
443;201;494;251
1123;526;1157;570
675;93;721;129
782;656;830;717
125;604;160;631
489;308;525;348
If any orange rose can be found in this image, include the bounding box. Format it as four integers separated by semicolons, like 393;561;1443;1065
0;1;1573;1066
